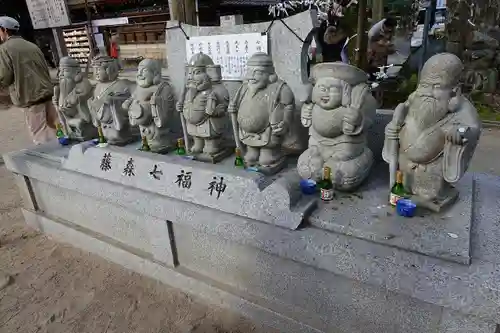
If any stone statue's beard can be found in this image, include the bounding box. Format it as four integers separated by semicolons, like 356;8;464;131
409;96;449;128
59;78;76;98
247;81;268;97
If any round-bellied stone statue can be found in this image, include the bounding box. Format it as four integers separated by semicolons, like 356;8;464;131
122;59;175;153
229;52;297;174
383;53;481;212
297;62;377;191
89;55;138;145
176;53;231;163
53;56;97;141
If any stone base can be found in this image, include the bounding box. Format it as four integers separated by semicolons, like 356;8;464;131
191;146;233;164
4;140;500;333
248;156;287;175
309;164;474;264
410;186;459;213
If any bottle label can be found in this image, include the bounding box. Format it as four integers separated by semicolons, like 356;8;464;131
321;188;334;201
390;192;402;206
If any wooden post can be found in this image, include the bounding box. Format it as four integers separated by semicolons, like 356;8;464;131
372;0;385;25
169;0;196;25
355;0;368;70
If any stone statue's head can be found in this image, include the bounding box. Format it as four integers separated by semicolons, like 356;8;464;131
309;62;368;110
244;52;277;91
58;56;82;82
412;53;464;123
91;55;120;83
186;52;213;91
137;59;162;88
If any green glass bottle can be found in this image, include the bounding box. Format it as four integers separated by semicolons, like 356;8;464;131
176;138;186;156
97;124;107;145
55;123;65;139
234;148;245;168
390;170;406;206
140;135;151;152
317;166;334;201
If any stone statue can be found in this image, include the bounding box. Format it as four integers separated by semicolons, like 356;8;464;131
122;59;175;153
383;53;481;212
53;56;96;141
297;62;376;191
229;52;296;174
176;53;231;162
89;55;137;145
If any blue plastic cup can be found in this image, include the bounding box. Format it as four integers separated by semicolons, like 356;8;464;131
396;199;417;217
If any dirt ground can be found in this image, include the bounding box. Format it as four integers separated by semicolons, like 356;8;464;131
0;104;274;333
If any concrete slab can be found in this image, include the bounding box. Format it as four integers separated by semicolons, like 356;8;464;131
309;163;474;265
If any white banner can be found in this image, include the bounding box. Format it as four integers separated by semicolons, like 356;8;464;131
185;33;268;81
26;0;71;29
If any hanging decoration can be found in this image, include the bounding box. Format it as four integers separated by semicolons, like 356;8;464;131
268;0;358;19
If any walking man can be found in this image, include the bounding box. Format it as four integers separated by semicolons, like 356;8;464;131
0;16;57;144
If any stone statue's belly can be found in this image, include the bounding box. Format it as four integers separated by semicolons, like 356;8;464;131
184;97;207;125
400;121;445;163
238;96;269;133
311;106;344;138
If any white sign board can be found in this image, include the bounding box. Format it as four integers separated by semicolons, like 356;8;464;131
26;0;70;29
92;17;129;27
185;33;268;81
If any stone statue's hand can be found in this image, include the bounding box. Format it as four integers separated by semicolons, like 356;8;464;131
66;95;77;106
271;121;286;135
122;98;132;110
448;95;463;112
446;127;469;146
343;109;361;128
301;103;313;127
176;101;184;113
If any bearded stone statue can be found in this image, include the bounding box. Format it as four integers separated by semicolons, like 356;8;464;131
53;56;96;141
297;62;377;191
229;52;297;174
177;53;231;162
122;59;175;153
89;55;138;146
383;53;481;212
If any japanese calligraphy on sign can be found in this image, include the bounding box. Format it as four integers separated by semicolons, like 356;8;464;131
175;170;192;189
208;176;227;199
100;153;112;171
186;33;268;81
123;158;135;177
25;0;71;29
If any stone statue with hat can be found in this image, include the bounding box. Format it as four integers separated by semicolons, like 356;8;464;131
53;56;97;141
228;52;296;174
89;55;138;145
176;52;231;162
297;62;377;191
382;53;481;211
122;59;176;153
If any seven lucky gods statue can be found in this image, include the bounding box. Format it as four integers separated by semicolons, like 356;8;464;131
383;53;481;212
177;53;231;163
297;62;377;191
229;52;297;175
53;56;97;141
89;55;138;145
123;59;176;153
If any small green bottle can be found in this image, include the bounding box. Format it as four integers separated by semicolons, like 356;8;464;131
140;135;151;151
176;138;186;155
234;148;245;168
97;124;107;145
317;166;334;201
55;123;65;139
390;170;406;206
